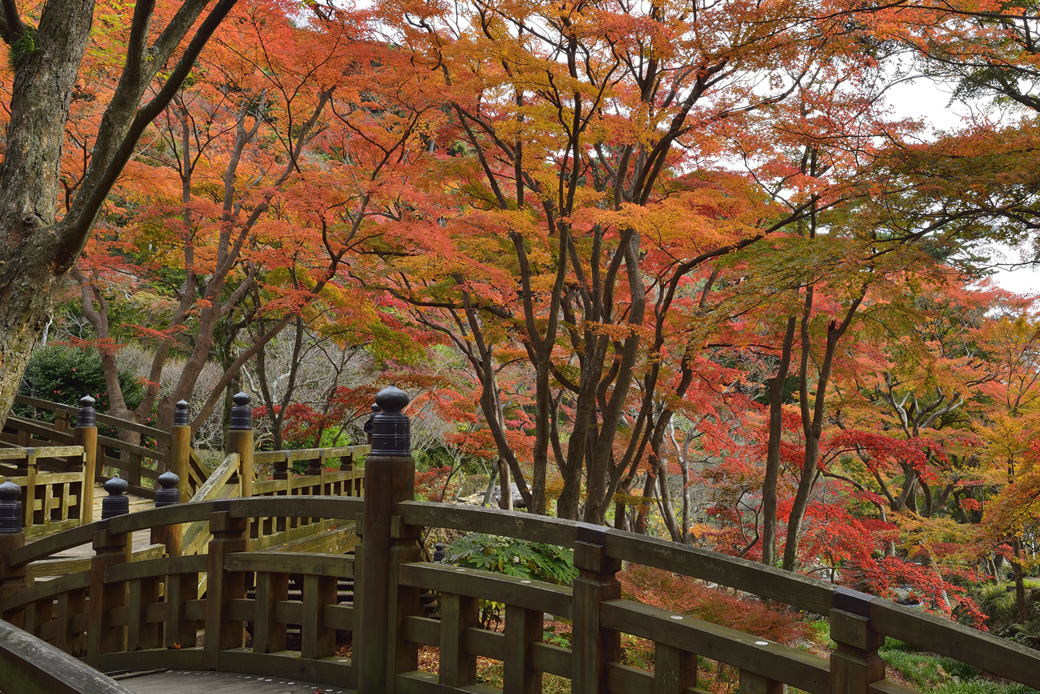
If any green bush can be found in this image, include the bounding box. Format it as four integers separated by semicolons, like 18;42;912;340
975;584;1022;626
17;345;143;415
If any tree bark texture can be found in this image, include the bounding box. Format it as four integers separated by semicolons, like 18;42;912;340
0;0;239;425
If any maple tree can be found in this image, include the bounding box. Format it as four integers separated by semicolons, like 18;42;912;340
364;0;919;523
0;0;241;425
6;0;1040;622
66;0;439;435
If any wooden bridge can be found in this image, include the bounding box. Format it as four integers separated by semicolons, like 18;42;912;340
1;388;1039;694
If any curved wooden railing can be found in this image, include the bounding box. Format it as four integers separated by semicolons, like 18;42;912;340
1;495;1038;694
6;394;187;497
0;617;133;694
2;395;368;547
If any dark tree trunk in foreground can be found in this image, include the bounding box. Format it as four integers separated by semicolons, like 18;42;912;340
0;0;238;424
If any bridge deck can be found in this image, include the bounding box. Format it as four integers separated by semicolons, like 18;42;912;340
117;670;353;694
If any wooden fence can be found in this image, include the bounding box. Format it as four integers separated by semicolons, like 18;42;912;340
4;395;208;500
0;616;133;694
1;491;1038;694
0;446;87;538
1;395;367;544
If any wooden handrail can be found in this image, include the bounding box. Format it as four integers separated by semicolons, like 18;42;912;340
871;600;1040;688
2;415;75;445
12;395;170;443
92;412;170;442
190;453;239;502
253;444;370;464
94;434;165;463
5;495;1040;694
601;599;830;693
0;617;134;694
398;500;581;546
187;449;208;489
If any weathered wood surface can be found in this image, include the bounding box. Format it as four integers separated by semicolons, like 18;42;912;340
870;600;1040;690
18;483;159;579
398;501;580;546
111;670;352;694
9;493;1040;694
606;530;835;614
0;615;133;694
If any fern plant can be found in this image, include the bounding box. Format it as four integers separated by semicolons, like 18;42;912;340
441;533;577;628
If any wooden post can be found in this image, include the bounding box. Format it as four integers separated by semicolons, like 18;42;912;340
74;396;99;524
571;522;622;694
498;459;513;511
171;400;192;502
0;482;26;629
503;604;543;694
226;393;254;498
440;592;478;687
272;452;289;484
656;643;698;694
252;571;288;654
165;569;198;651
204;504;249;669
127;451;142;488
390;511;422;683
301;574;337;659
86;522;132;668
151;471;182;557
830;587;885;694
23;449;36;528
54;405;70;433
740;671;784;694
356;386;417;694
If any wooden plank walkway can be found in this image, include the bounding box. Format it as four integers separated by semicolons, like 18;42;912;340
116;670;354;694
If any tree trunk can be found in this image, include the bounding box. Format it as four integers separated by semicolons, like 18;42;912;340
0;0;94;423
0;0;240;425
1014;536;1028;623
783;288;864;571
762;316;797;566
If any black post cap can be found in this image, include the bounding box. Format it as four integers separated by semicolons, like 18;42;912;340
370;386;410;456
433;541;446;563
363;402;381;435
174;400;190;427
76;396;96;428
229;392;252;431
101;475;130;520
0;481;22;534
155;471;181;507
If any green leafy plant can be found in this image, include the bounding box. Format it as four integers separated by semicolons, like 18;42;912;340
881;650;955;690
443;533;577;585
442;533;577;628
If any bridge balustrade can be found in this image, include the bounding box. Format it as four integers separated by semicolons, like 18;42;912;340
2;494;1039;694
1;393;369;542
1;492;1040;694
250;446;366;551
0;446;88;537
1;387;1039;694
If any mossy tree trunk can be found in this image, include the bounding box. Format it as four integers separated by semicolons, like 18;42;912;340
0;0;240;426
